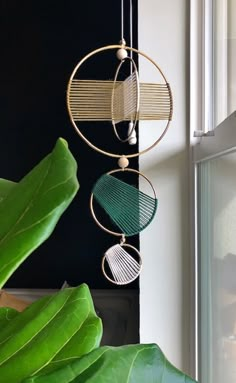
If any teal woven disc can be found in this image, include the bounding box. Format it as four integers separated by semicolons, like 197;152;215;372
92;173;158;236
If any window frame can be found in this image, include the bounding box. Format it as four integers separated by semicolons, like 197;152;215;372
191;0;236;381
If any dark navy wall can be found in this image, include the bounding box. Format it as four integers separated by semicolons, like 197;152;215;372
1;0;139;289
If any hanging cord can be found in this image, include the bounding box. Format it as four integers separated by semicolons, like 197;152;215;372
120;0;125;45
128;0;137;144
130;0;133;64
120;0;133;52
119;0;137;145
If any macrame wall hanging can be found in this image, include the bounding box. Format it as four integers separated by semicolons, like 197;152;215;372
67;0;173;285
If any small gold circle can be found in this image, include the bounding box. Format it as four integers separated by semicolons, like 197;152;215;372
101;243;142;285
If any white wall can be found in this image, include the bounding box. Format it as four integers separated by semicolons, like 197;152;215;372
138;0;191;374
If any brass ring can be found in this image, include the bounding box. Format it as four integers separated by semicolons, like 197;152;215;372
101;243;142;285
90;167;157;237
67;44;173;158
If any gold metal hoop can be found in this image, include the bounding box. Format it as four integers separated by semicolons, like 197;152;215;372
101;243;142;285
90;167;157;237
67;44;173;158
111;56;140;142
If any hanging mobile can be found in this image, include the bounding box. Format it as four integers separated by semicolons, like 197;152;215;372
66;0;173;285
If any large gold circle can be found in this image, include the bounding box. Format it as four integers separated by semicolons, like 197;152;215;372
67;44;173;158
90;167;157;237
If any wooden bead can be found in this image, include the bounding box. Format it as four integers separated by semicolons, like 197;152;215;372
116;48;128;60
118;156;129;169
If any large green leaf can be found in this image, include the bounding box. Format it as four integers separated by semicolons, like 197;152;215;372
0;138;79;288
0;307;19;330
22;343;197;383
0;179;16;202
0;284;102;383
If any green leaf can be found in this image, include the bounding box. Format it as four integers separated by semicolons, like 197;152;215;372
0;179;16;202
0;284;102;383
0;138;79;288
22;344;197;383
0;307;19;330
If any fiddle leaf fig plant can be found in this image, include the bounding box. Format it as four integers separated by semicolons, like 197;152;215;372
0;138;79;288
22;343;196;383
0;179;16;202
0;285;102;383
0;138;197;382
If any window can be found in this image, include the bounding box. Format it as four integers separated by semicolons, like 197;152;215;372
192;1;236;382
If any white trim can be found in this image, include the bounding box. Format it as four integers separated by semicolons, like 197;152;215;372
190;0;203;142
191;0;214;139
189;151;199;380
194;111;236;163
190;1;216;379
190;2;202;378
204;0;214;133
194;163;199;381
215;0;228;126
190;2;208;379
